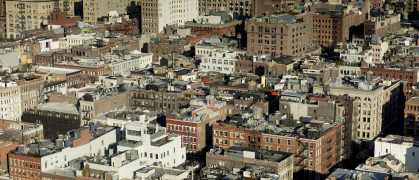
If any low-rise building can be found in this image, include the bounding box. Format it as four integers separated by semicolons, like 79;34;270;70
8;124;118;180
374;134;419;173
206;145;294;179
200;50;236;74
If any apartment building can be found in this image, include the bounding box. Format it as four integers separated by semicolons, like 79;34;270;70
0;81;21;121
360;67;418;99
364;12;400;43
141;0;198;34
166;95;229;159
8;125;117;180
198;0;228;15
117;120;186;168
312;1;369;47
0;140;19;174
246;13;312;58
313;72;403;143
16;77;44;113
369;35;389;64
213;120;343;179
5;0;55;39
82;0;132;25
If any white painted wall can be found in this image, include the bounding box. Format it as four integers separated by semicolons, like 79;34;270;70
375;140;419;172
41;129;118;171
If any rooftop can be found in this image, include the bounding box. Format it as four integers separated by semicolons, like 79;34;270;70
36;102;79;114
36;66;81;75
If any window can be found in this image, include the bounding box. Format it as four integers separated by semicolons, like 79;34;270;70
413;152;416;157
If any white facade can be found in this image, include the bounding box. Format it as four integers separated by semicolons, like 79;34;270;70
59;33;96;49
40;128;118;171
339;66;361;78
370;42;388;65
118;120;186;168
0;82;21;121
157;0;199;33
375;135;419;173
200;50;236;74
110;53;153;77
340;44;373;65
39;39;60;52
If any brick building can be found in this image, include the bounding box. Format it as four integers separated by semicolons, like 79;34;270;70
364;13;400;43
404;96;419;137
0;140;18;174
185;12;243;37
312;2;369;47
234;55;297;76
361;67;418;99
54;64;111;85
130;90;189;113
50;12;81;27
35;66;83;88
245;13;313;58
213;121;343;179
16;77;45;113
22;102;81;139
104;18;140;36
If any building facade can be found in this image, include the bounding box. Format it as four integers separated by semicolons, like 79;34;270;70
141;0;199;34
82;0;132;25
246;13;312;58
5;0;55;39
200;50;236;74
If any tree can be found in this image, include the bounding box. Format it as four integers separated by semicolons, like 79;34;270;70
82;164;91;177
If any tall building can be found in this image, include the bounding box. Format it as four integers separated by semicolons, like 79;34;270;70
141;0;198;34
312;1;369;47
246;13;313;58
404;96;419;136
82;0;132;25
0;0;5;16
198;0;228;15
313;71;403;143
5;0;55;39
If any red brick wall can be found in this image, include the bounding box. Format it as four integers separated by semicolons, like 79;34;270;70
8;153;42;180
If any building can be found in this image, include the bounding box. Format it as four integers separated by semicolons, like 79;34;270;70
0;16;6;39
228;0;254;17
130;88;190;113
200;50;236;74
117;120;186;168
166;96;229;157
312;1;369;47
313;72;403;143
54;63;112;85
198;0;228;15
141;0;199;34
326;168;391;180
5;0;55;39
213;120;343;179
82;0;132;25
206;145;294;179
0;140;19;174
22;102;80;139
364;12;400;43
185;12;243;37
369;35;388;64
109;53;153;77
360;67;418;99
8;124;118;180
16;77;44;113
374;135;419;173
35;66;83;88
0;81;21;121
405;96;419;137
245;13;312;58
58;33;96;49
79;89;130;122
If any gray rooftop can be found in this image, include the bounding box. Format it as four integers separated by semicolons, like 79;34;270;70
37;102;79;114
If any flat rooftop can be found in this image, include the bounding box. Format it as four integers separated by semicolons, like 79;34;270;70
37;66;81;75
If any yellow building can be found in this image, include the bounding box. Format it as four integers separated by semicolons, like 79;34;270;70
6;0;55;39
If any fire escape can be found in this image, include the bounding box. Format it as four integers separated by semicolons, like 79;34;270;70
17;3;25;34
294;138;307;171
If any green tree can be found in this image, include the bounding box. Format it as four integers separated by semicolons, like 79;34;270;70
82;164;91;177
